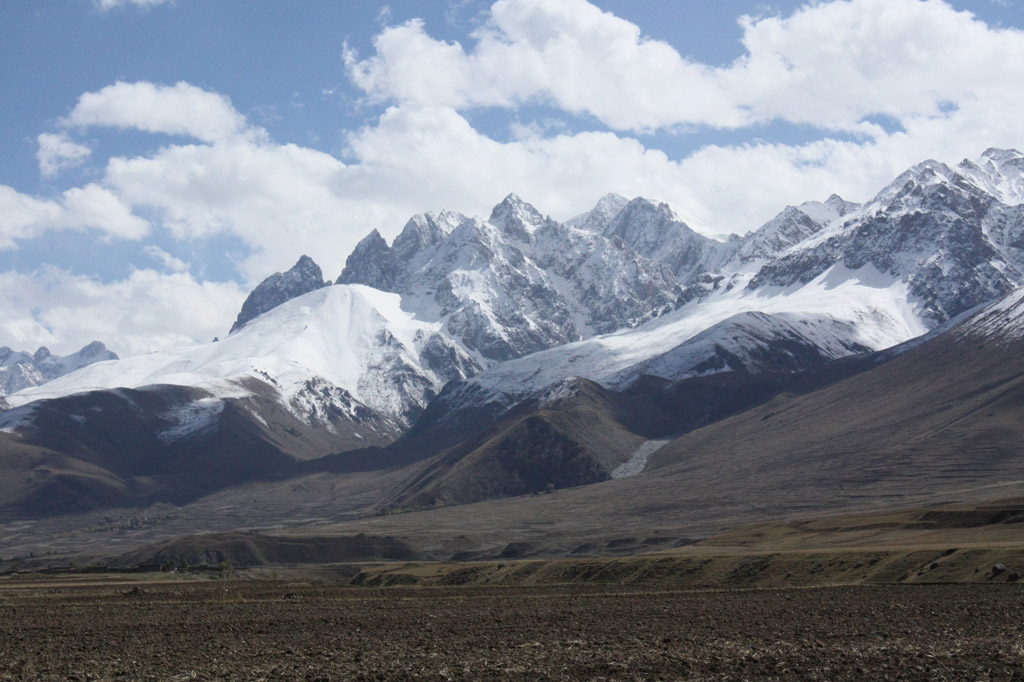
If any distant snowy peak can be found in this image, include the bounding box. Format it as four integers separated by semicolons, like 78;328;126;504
823;193;860;217
728;195;860;266
0;341;118;396
230;255;328;334
566;193;631;232
392;209;464;261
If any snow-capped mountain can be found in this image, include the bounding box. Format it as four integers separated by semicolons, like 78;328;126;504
230;255;328;334
8;285;477;430
5;148;1024;505
425;261;927;426
421;149;1024;425
749;148;1024;325
0;341;118;396
339;193;686;361
565;192;631;232
341;205;581;362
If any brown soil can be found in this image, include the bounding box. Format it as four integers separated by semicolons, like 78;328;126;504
1;576;1023;681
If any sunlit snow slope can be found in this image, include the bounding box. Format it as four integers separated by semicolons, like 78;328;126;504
7;285;477;426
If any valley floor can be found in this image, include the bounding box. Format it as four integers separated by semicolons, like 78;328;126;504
1;576;1022;681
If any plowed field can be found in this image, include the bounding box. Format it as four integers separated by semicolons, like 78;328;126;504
1;578;1022;681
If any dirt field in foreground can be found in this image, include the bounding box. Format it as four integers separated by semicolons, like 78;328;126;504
1;577;1022;681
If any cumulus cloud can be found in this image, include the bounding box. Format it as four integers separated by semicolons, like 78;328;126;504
346;0;1024;134
0;184;149;249
37;132;91;178
101;137;373;281
64;81;252;144
0;267;244;356
345;3;737;132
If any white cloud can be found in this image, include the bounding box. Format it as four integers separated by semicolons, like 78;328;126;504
64;81;253;144
0;184;149;249
93;0;174;11
101;137;367;281
0;267;244;356
36;132;91;178
726;0;1024;131
346;0;1024;134
143;245;189;273
345;4;736;132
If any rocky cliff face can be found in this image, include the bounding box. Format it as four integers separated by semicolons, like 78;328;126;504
603;197;721;281
338;193;688;361
230;255;328;333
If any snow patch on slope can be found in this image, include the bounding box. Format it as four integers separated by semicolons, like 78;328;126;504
0;403;36;434
157;398;224;444
611;439;670;479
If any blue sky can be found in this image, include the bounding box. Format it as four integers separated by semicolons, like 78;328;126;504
1;0;1023;356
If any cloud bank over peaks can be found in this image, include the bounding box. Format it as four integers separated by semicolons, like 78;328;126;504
0;267;244;357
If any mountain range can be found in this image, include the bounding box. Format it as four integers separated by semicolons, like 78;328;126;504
2;148;1024;567
0;341;117;398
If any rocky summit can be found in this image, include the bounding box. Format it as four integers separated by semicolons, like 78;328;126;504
229;254;329;333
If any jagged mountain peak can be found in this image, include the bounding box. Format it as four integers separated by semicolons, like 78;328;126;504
979;147;1024;163
392;210;464;262
957;148;1024;206
566;193;631;233
823;194;859;216
724;197;850;268
488;193;547;241
867;149;1024;217
78;340;111;357
609;196;672;223
747;150;1024;327
230;254;328;334
337;229;398;290
604;196;718;280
